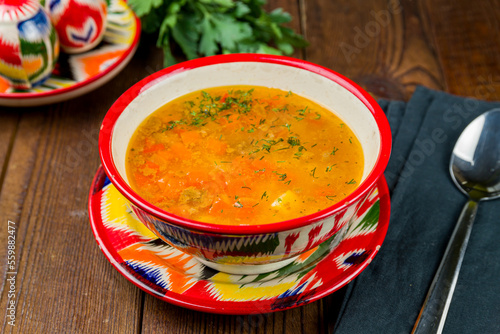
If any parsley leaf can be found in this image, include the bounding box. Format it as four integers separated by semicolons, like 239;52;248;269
129;0;163;17
129;0;308;67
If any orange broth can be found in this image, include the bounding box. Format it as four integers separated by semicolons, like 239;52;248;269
126;86;364;225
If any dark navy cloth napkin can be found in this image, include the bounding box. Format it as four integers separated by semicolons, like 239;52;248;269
333;87;500;334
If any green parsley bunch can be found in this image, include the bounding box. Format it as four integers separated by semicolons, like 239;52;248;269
129;0;308;66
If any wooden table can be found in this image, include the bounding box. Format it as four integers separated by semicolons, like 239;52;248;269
1;0;499;333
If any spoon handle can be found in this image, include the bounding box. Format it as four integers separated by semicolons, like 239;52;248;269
412;200;478;334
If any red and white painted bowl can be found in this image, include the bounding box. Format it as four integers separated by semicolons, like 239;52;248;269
99;54;391;274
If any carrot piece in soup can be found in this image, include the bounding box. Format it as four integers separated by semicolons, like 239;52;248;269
180;130;201;146
169;142;192;160
205;137;227;155
133;172;152;188
185;170;211;187
142;143;164;154
208;197;232;216
145;161;160;170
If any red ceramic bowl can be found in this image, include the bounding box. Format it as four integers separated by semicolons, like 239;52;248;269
99;54;391;274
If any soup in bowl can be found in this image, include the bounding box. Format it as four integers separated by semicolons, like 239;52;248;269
99;54;391;274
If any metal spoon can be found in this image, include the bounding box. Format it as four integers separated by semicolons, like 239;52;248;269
412;109;500;334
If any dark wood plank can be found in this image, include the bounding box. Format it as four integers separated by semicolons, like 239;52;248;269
142;294;323;334
0;108;48;333
0;59;146;333
0;110;22;228
304;0;445;100
422;0;500;100
0;111;20;182
0;110;22;283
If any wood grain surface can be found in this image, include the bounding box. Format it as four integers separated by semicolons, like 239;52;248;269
0;0;499;333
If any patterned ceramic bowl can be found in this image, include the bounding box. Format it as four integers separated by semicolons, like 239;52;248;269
0;0;59;90
99;54;392;274
44;0;107;54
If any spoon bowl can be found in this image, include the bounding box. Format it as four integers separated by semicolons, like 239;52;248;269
413;109;500;333
451;109;500;200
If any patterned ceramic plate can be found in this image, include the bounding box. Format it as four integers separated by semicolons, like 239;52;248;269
0;0;140;107
88;166;390;314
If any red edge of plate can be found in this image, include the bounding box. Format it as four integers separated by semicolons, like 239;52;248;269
88;166;391;315
0;13;141;101
99;54;392;235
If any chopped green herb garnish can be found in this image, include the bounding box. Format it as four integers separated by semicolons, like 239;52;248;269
260;138;284;153
325;164;337;172
297;106;308;115
310;167;318;178
297;145;307;153
331;147;339;155
346;179;356;184
162;119;186;131
272;171;287;181
274;147;291;151
249;148;261;154
272;105;289;112
287;137;301;146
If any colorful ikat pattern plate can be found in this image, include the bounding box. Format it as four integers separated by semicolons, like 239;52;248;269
88;166;390;314
0;0;140;107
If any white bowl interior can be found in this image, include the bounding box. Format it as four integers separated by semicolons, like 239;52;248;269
111;62;380;186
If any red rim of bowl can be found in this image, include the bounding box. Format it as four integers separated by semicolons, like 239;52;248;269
0;13;141;101
99;53;392;235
